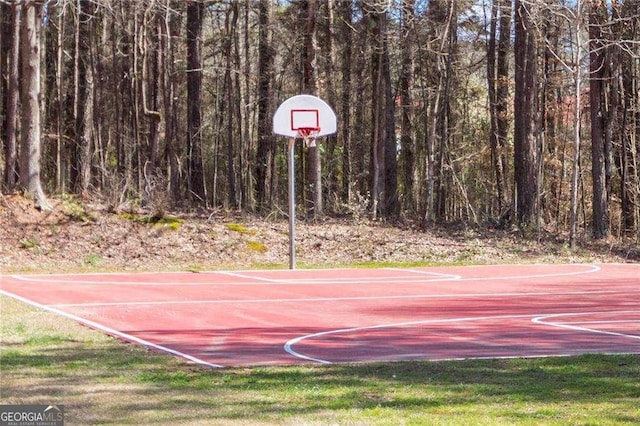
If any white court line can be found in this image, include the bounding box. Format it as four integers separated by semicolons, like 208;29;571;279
4;270;190;277
49;288;638;308
0;289;224;368
216;270;284;283
218;264;601;284
285;310;640;365
385;267;461;280
458;263;601;281
7;261;635;279
6;274;256;287
7;263;602;286
216;270;457;284
561;320;638;325
395;352;640;363
532;312;640;340
6;274;453;286
284;313;541;364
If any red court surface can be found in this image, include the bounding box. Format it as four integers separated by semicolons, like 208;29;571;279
1;263;638;367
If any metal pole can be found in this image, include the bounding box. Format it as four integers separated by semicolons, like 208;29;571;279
288;138;296;269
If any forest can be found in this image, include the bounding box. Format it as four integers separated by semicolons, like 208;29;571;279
1;0;639;246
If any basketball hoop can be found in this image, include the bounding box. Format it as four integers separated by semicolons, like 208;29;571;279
272;95;337;270
296;127;321;147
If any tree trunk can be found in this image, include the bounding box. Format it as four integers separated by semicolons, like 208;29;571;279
423;1;454;225
224;3;238;209
496;0;511;211
487;0;510;216
162;0;181;205
400;0;416;212
338;0;352;203
255;0;275;211
321;0;339;208
74;0;95;197
142;4;161;174
588;1;609;239
186;0;206;204
19;0;51;210
382;21;399;220
0;2;7;186
617;0;640;234
240;0;252;209
514;1;539;236
302;0;322;218
432;1;456;222
352;12;368;198
370;8;384;219
3;2;20;190
54;3;66;193
566;1;587;248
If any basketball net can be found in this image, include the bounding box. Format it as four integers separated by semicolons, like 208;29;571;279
296;127;320;148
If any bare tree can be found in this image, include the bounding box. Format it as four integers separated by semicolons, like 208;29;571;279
514;0;540;236
337;0;353;204
186;0;206;204
370;4;384;219
223;2;239;209
161;0;182;205
73;0;95;197
302;0;322;218
19;0;51;210
487;0;511;216
381;11;398;220
2;1;20;190
588;0;609;239
422;0;457;224
614;0;640;235
319;0;339;208
255;0;275;211
400;0;416;212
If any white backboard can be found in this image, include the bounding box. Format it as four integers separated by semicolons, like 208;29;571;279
273;95;337;138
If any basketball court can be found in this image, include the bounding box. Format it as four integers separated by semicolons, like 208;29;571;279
1;263;638;367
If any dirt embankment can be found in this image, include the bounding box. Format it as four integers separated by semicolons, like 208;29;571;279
1;194;636;273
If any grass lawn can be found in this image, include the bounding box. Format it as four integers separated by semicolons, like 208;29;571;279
1;294;639;425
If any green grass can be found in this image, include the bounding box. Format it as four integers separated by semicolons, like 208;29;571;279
247;240;268;253
83;253;102;267
119;212;183;230
1;295;639;425
226;222;256;235
60;193;95;222
19;239;38;249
